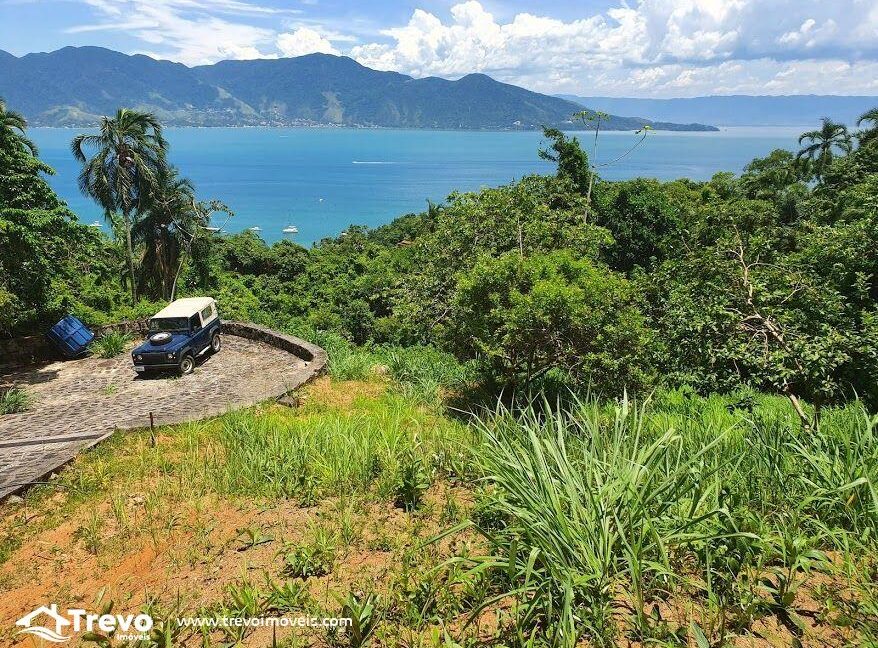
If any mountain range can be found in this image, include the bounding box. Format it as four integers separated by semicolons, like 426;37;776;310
559;94;878;127
0;46;716;131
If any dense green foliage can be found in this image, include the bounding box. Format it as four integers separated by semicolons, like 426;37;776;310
0;100;127;336
2;99;878;418
446;251;650;394
196;119;877;415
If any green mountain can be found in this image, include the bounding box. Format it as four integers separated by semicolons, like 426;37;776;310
0;46;716;131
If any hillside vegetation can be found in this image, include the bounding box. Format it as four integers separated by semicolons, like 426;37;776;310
1;98;878;646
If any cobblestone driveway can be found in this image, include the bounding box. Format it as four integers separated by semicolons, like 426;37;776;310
0;334;316;499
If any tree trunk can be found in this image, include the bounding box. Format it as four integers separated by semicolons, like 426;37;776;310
124;210;138;303
584;117;601;224
584;174;594;225
169;255;185;302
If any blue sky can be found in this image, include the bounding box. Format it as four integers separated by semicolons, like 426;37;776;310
2;0;877;97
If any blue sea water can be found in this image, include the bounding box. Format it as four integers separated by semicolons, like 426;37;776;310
30;127;804;245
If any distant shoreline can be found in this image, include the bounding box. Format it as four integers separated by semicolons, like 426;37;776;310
27;123;718;132
30;125;817;136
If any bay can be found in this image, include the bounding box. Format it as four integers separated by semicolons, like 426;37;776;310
30;127;804;245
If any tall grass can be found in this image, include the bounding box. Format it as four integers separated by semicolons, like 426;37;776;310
300;327;473;405
0;386;30;414
41;387;472;513
199;395;472;504
381;345;473;406
91;331;132;358
452;392;877;646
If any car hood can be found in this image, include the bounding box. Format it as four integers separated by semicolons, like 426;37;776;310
133;333;190;354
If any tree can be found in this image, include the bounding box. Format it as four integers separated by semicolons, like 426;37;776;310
169;199;233;301
797;118;852;180
446;251;651;393
391;175;611;343
596;178;680;272
135;166;195;299
1;102;122;336
72;109;168;302
856;107;878;146
538;127;590;195
648;219;876;423
219;230;277;276
0;97;37;155
740;149;808;223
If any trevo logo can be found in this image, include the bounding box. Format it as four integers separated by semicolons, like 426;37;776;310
15;604;153;642
15;605;71;642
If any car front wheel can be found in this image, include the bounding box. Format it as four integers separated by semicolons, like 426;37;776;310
179;354;195;375
210;332;222;354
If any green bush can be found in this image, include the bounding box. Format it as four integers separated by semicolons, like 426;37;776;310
91;331;132;358
0;386;31;414
445;250;653;395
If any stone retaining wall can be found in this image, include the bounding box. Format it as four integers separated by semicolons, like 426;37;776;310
223;321;328;375
0;335;53;369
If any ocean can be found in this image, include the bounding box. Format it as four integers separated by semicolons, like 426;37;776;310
29;127;805;245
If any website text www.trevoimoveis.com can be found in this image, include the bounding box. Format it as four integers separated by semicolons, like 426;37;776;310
175;615;353;630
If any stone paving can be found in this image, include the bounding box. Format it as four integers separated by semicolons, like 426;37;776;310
0;334;318;499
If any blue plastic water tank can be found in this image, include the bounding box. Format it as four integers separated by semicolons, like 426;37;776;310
47;315;95;358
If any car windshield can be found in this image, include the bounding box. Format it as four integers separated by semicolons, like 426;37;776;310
149;317;189;333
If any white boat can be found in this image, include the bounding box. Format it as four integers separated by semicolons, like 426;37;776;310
89;220;102;227
282;225;299;234
204;226;221;233
249;226;262;232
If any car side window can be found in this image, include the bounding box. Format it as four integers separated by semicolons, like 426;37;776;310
190;314;201;331
200;304;213;321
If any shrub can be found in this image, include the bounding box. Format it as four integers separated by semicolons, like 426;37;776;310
91;331;132;358
0;386;30;414
445;250;653;395
392;445;431;511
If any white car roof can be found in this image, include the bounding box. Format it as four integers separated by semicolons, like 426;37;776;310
152;297;215;319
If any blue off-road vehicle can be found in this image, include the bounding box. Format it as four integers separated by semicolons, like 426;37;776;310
132;297;221;375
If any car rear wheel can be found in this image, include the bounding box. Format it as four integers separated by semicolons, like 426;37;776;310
210;332;222;354
179;354;195;376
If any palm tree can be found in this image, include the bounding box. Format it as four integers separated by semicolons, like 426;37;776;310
796;117;852;180
136;166;234;300
135;165;196;300
856;107;878;146
0;97;38;155
72;109;168;302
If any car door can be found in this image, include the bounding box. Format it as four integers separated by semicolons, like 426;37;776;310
189;314;207;352
200;303;218;341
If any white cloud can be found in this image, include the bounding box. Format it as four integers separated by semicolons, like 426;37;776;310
68;0;286;65
349;0;878;96
276;27;339;57
63;0;878;95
